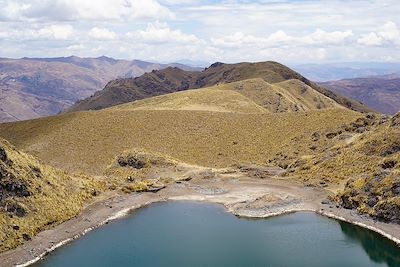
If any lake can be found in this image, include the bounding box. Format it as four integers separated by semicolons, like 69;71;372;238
33;201;400;267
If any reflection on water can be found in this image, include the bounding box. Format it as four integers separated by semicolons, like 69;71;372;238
34;202;400;267
339;221;400;267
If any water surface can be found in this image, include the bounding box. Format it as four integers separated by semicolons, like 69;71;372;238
34;202;400;267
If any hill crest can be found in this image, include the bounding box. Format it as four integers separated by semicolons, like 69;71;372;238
68;61;373;114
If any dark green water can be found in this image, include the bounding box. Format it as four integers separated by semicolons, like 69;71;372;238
34;202;400;267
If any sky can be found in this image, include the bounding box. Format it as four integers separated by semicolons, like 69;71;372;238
0;0;400;64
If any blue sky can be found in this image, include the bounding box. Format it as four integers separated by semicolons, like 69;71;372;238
0;0;399;64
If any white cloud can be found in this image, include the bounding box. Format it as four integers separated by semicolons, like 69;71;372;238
356;21;400;47
160;0;201;4
379;21;400;45
301;29;353;45
267;31;292;44
211;29;352;48
67;44;85;51
129;0;175;20
38;25;74;40
357;32;383;46
89;27;117;40
127;22;200;44
0;1;31;20
0;0;174;21
211;32;265;48
0;24;74;40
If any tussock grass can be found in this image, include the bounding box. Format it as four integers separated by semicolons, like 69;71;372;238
285;114;400;222
113;86;267;114
0;138;105;252
0;108;360;176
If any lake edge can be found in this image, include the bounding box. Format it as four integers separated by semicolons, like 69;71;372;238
1;181;400;267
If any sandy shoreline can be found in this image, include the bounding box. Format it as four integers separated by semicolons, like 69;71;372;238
1;178;400;267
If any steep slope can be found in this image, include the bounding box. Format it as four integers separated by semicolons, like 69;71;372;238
320;74;400;115
270;112;400;223
337;115;400;223
69;61;373;113
0;137;104;252
0;56;198;122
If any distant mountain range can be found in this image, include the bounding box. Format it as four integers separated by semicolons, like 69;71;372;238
320;73;400;115
0;56;199;122
293;62;400;82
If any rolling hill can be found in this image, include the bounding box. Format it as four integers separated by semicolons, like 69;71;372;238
0;56;197;123
113;78;342;114
68;61;373;114
320;74;400;115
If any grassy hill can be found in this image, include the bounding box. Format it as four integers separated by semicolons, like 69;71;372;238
112;78;342;114
69;61;373;113
0;138;104;252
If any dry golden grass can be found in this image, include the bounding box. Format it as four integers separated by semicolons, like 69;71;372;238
284;114;400;222
0;107;361;176
0;138;105;252
216;78;342;112
112;78;342;114
113;86;267;114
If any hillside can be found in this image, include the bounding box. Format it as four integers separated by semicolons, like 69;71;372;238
277;113;400;223
115;78;342;114
0;137;104;252
0;56;197;123
320;74;400;115
69;61;373;114
0;108;360;176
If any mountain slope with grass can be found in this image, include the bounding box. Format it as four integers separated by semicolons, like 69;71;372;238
0;108;360;176
69;61;373;113
0;138;104;252
275;112;400;223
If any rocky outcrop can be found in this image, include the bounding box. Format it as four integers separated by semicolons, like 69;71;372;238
335;119;400;222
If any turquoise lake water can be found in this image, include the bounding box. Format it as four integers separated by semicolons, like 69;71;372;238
34;202;400;267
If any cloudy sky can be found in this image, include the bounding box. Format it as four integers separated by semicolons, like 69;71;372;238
0;0;399;64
